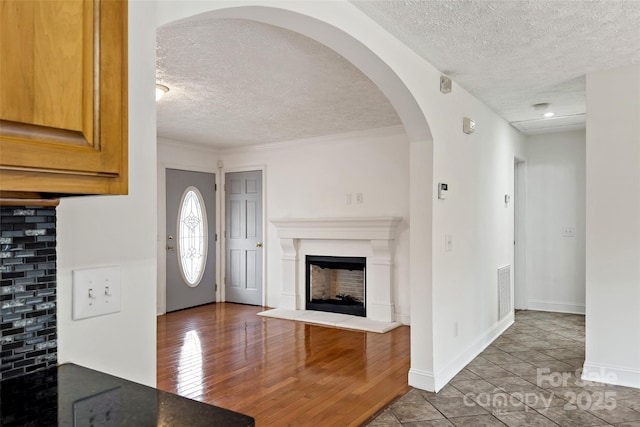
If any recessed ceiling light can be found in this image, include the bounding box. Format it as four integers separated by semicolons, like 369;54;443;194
156;84;169;101
543;112;555;118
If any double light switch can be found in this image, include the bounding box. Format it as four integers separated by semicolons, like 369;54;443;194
72;266;121;320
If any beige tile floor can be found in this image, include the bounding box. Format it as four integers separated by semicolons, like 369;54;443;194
367;310;640;427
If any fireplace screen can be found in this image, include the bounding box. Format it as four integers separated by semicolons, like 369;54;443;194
305;256;366;317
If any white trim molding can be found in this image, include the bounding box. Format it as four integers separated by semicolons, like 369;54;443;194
220;165;268;307
270;217;402;323
271;217;402;241
434;313;514;391
582;361;640;389
528;299;586;315
408;368;436;392
220;125;407;154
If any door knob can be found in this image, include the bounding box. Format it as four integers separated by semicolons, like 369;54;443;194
256;242;263;248
167;245;175;251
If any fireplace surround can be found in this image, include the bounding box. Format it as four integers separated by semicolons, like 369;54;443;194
271;217;401;323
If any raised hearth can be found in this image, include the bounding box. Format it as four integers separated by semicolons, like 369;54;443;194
257;308;400;333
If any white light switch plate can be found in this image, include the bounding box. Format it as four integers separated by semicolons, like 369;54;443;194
445;234;453;252
73;266;121;320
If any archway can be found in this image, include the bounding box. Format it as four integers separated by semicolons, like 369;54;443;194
157;1;436;391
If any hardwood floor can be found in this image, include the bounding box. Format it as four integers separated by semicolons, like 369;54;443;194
157;303;410;426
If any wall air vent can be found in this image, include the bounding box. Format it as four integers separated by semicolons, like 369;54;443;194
498;265;511;320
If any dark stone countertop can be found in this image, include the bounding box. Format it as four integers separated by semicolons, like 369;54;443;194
0;363;255;426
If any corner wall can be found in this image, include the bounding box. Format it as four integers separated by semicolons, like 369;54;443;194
585;64;640;388
525;130;586;314
56;1;158;386
428;84;526;389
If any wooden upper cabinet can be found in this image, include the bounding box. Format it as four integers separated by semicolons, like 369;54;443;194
0;0;128;196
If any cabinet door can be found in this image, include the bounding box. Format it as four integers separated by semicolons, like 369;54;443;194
0;0;127;195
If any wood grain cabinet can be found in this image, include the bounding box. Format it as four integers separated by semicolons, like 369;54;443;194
0;0;128;196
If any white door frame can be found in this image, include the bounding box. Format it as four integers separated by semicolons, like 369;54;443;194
221;164;267;307
158;158;220;315
514;158;527;310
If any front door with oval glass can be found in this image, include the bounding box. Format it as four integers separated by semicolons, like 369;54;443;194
166;169;216;312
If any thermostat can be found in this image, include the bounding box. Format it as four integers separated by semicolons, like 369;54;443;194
438;183;448;199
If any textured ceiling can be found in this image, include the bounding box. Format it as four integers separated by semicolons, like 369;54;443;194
156;18;401;147
156;1;640;146
351;0;640;133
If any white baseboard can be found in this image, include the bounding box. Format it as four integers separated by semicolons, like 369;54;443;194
528;299;585;315
395;312;410;325
408;368;435;392
433;313;515;391
583;361;640;389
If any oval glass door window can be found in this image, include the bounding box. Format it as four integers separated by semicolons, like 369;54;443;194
177;186;208;287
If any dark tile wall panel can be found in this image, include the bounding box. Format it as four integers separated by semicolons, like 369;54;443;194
0;206;57;381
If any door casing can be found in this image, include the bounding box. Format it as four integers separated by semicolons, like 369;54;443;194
221;165;267;306
514;158;527;310
158;161;222;315
165;168;216;312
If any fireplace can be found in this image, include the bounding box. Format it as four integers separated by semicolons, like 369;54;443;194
271;217;402;323
305;255;366;317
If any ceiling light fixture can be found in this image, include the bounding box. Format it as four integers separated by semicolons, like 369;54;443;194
532;102;550;110
543;112;555;118
156;84;169;101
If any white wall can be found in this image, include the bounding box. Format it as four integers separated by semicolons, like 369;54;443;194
220;126;412;323
157;139;221;314
584;64;640;388
525;130;586;314
56;1;158;386
428;85;526;389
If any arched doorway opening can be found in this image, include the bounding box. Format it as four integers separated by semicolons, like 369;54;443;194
156;2;436;392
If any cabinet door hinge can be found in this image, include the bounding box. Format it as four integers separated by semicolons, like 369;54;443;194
215;233;218;242
215;183;217;191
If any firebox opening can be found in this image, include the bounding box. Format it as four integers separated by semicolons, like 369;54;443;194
305;255;366;317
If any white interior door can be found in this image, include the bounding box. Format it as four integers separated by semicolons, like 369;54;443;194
225;170;263;305
166;169;216;312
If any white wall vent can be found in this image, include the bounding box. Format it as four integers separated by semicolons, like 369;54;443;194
498;265;512;320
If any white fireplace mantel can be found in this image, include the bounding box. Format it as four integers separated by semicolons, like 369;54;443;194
270;217;402;323
270;217;402;240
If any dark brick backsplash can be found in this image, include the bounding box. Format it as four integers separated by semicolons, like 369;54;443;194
0;206;57;381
